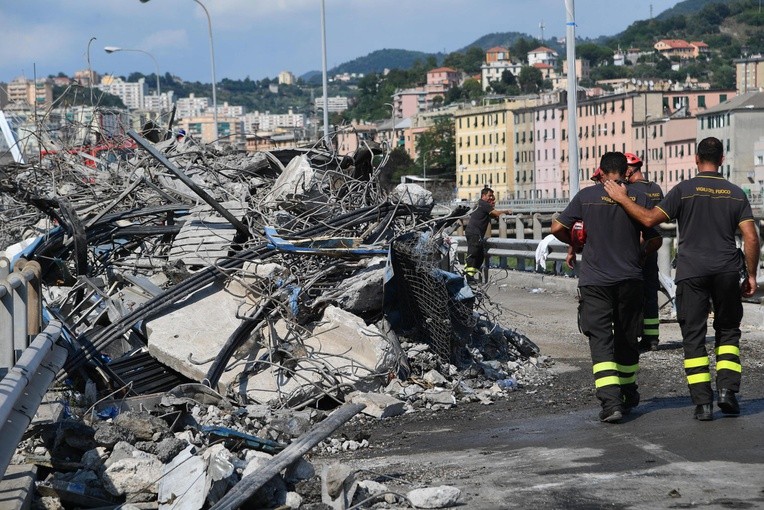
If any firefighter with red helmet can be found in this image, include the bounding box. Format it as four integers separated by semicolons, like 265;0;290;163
552;152;662;423
565;168;604;269
624;153;665;352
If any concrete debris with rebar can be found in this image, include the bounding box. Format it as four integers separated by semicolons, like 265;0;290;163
0;130;549;508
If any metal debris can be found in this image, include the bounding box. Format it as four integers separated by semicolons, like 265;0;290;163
2;130;549;507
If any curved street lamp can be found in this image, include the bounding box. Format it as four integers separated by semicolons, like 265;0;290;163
103;46;162;103
138;0;217;143
86;37;97;105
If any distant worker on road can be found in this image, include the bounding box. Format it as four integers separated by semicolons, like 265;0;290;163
604;137;759;421
552;152;662;424
624;152;665;352
464;187;511;282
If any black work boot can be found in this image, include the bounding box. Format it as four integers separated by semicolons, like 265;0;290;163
693;403;713;421
599;406;623;423
717;388;740;415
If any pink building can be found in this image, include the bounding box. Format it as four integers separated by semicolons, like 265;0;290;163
533;103;564;199
425;67;460;102
662;118;697;190
393;89;427;119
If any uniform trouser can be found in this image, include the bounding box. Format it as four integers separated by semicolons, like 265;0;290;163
465;233;484;276
642;253;660;343
676;272;743;405
579;281;643;411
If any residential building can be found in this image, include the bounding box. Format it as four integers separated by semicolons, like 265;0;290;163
176;114;245;146
734;54;764;94
142;91;175;112
278;71;295;85
98;76;147;110
482;46;521;91
74;69;100;88
513;106;536;199
532;99;564;198
210;102;245;118
242;109;306;133
393;88;427;119
425;67;460;102
653;39;706;60
176;93;210;118
562;59;590;81
7;77;53;108
527;47;558;67
696;91;764;193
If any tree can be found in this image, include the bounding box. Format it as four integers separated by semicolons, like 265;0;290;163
489;70;520;95
511;38;542;63
415;116;456;178
379;147;417;189
518;66;543;93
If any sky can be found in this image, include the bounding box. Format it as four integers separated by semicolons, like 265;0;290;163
0;0;683;85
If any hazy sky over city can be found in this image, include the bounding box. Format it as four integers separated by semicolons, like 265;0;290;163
0;0;682;84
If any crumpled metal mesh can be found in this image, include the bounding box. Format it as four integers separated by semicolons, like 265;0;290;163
390;232;477;363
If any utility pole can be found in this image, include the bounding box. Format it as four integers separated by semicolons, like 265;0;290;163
565;0;580;198
539;21;545;42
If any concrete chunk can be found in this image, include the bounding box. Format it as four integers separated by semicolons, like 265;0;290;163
406;485;462;508
347;392;406;419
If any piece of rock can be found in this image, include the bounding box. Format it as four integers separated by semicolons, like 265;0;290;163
158;445;206;510
422;389;456;406
406;485;462;508
347;392;406;419
423;369;448;386
102;452;163;496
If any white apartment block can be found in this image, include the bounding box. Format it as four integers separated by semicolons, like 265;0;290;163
209;102;245;118
98;76;147;110
242;109;306;133
7;77;53;107
314;96;349;113
175;93;210;118
143;90;175;112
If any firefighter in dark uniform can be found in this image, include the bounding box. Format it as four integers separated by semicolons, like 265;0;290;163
605;137;760;421
624;152;665;351
552;152;662;423
464;187;511;281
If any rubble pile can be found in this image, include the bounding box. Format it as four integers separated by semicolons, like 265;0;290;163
1;130;551;508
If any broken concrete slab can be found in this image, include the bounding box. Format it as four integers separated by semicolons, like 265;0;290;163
146;280;256;393
102;451;163;497
158;445;207;510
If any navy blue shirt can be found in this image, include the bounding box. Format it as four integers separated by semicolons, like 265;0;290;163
556;183;661;286
655;171;754;281
629;179;664;206
466;199;493;237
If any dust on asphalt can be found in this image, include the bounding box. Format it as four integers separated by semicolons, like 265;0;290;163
304;273;764;507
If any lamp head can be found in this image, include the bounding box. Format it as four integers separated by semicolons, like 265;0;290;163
104;46;121;54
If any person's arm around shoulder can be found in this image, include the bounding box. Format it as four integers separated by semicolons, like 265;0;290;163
740;219;760;298
603;180;668;227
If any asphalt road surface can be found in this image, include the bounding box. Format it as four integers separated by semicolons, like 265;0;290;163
315;271;764;510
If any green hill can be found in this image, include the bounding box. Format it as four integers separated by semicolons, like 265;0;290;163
329;49;443;75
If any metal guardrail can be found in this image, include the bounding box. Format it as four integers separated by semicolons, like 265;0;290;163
0;321;67;475
1;258;43;373
0;257;69;476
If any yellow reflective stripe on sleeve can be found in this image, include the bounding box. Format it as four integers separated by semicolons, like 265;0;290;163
716;360;742;373
553;218;571;229
715;345;740;357
684;357;710;369
592;361;618;373
643;318;660;325
654;206;671;221
687;373;712;384
619;375;637;385
616;363;639;374
595;376;621;388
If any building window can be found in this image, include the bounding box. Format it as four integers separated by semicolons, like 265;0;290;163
698;95;706;108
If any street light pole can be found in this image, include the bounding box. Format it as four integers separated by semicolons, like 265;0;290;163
384;102;395;149
138;0;217;142
192;0;218;144
320;0;330;149
104;46;161;103
86;37;97;106
564;0;580;199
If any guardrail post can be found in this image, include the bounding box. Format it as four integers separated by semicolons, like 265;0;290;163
8;273;28;361
499;216;508;239
0;259;12;376
15;259;42;336
533;213;543;240
515;216;525;241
